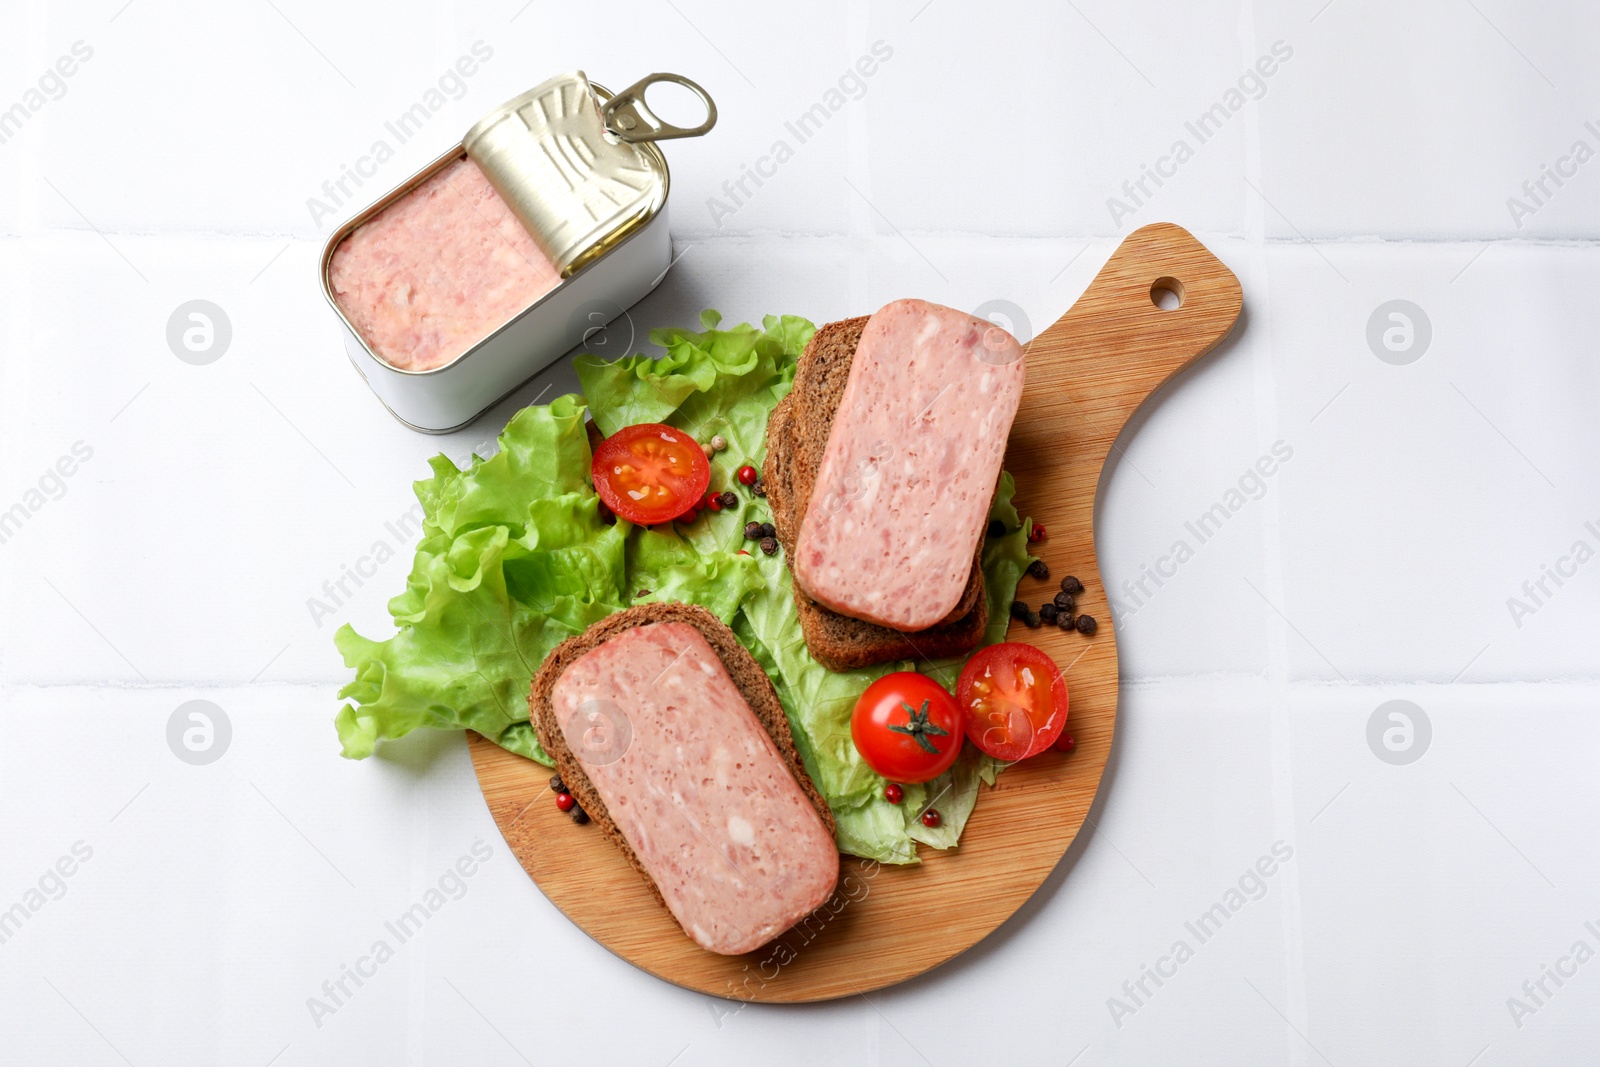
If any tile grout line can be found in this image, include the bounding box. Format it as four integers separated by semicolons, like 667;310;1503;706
844;0;872;311
1239;4;1311;1062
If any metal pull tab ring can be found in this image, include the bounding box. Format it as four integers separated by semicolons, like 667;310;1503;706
601;73;717;143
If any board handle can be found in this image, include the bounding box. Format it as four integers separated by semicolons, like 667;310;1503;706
1016;222;1243;469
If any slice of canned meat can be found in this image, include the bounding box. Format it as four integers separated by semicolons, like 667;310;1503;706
329;156;561;372
549;621;840;955
793;299;1027;631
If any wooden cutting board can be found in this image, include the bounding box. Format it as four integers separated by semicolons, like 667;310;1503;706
469;222;1242;1002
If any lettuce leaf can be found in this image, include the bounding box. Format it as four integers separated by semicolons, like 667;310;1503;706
334;312;1034;865
334;397;627;761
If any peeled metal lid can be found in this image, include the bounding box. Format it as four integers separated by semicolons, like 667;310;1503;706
464;71;716;277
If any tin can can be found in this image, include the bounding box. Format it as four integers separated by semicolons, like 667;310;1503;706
319;72;716;433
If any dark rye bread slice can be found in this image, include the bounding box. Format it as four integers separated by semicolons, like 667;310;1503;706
784;316;986;626
528;602;837;917
763;320;989;672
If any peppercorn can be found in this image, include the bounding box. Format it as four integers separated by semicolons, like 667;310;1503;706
1055;733;1076;755
759;522;775;539
710;434;728;452
1024;610;1042;628
676;508;697;524
737;549;751;556
751;477;767;498
1028;524;1047;543
759;535;779;556
1058;613;1075;631
571;806;590;825
555;792;576;813
701;442;715;459
549;774;566;794
1060;575;1084;595
719;490;738;509
884;783;904;804
1075;614;1097;635
1027;559;1049;580
704;492;722;512
1010;600;1029;620
987;519;1005;538
1040;603;1058;624
1053;591;1075;611
744;521;763;540
921;808;942;829
636;589;651;598
737;465;758;486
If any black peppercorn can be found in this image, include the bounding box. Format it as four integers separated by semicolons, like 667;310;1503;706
1024;610;1042;628
759;535;779;555
719;491;738;509
1027;559;1049;580
549;774;565;794
744;521;763;540
759;522;775;539
752;478;767;498
1075;614;1097;635
1010;600;1028;620
1060;575;1084;595
988;519;1005;538
1040;603;1058;624
1058;613;1075;631
1053;591;1075;612
571;806;590;825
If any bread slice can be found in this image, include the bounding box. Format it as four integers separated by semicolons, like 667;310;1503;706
528;602;837;917
763;317;990;671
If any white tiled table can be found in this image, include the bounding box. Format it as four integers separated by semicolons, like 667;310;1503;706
3;2;1597;1064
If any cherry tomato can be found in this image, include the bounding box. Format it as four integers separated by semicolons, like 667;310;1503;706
590;424;710;526
850;672;963;784
957;642;1068;762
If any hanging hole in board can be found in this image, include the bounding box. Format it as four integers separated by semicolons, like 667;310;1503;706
1150;277;1184;311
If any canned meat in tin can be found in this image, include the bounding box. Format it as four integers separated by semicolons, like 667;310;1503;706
319;71;716;432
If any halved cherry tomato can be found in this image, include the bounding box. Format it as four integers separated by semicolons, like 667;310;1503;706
957;642;1068;762
590;423;710;526
851;672;963;784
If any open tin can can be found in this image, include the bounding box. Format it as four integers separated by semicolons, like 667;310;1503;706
320;71;716;432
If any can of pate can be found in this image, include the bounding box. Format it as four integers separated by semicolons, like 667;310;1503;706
319;71;716;432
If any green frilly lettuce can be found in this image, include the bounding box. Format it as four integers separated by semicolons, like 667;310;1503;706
335;311;1035;863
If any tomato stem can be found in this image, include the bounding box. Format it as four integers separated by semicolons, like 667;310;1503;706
887;699;950;755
